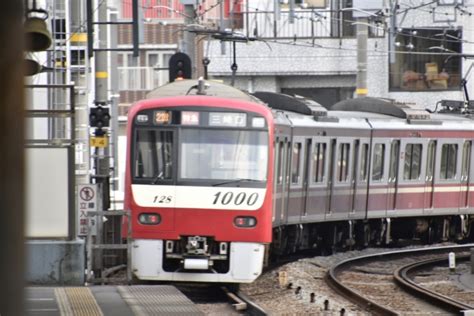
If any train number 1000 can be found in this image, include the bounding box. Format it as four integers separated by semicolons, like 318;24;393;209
212;191;259;206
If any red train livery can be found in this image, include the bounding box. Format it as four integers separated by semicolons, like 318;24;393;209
124;79;474;284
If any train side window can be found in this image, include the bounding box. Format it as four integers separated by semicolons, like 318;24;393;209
359;144;369;181
337;143;350;182
389;141;400;180
313;142;326;183
426;141;436;180
372;143;385;181
404;144;422;180
461;141;471;179
277;141;284;184
291;142;302;184
440;144;458;180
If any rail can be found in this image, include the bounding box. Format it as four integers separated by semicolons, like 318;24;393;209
394;255;474;314
326;244;474;315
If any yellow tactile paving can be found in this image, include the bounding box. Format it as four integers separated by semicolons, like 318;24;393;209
54;287;103;316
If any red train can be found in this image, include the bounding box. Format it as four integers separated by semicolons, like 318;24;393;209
124;79;474;284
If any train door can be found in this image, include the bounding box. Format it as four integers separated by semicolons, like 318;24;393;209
276;138;291;225
272;139;281;225
307;138;329;222
352;141;370;217
424;140;436;211
368;140;389;217
460;141;472;211
328;137;353;220
386;140;400;211
302;138;312;218
433;140;462;212
398;139;425;213
287;137;304;224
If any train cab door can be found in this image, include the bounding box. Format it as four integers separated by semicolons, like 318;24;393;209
386;140;400;212
424;140;437;212
460;141;472;211
328;137;354;220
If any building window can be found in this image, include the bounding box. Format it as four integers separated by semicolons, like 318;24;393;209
389;28;462;91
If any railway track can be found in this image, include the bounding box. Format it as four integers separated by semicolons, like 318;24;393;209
326;244;474;315
394;255;474;314
176;283;268;315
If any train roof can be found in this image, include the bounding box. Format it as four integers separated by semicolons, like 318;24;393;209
146;79;260;104
269;96;474;131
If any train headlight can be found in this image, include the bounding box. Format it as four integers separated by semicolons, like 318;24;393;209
234;216;257;228
138;213;161;225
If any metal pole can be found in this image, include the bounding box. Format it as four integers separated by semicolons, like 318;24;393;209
356;18;368;97
184;4;196;77
389;0;398;64
0;2;25;315
471;248;474;274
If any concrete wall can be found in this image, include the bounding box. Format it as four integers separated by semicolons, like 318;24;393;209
25;239;85;285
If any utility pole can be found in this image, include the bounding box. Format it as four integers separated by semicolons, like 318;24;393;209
356;17;368;97
182;1;196;77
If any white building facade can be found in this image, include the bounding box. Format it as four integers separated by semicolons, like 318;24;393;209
207;0;474;109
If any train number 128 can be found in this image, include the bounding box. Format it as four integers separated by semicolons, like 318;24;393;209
212;191;258;206
153;195;172;203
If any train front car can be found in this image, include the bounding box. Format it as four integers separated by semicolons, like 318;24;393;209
124;80;273;284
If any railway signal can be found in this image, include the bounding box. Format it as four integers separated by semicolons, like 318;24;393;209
89;106;110;129
169;52;192;82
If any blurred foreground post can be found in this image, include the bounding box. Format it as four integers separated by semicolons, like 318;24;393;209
0;0;25;315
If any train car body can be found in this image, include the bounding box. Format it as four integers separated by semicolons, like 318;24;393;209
125;79;474;283
125;80;274;283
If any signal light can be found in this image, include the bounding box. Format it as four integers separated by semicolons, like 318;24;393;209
89;106;110;128
138;213;161;225
168;52;192;82
234;216;257;228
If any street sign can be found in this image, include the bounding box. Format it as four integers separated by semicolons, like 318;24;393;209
77;184;98;236
90;136;108;148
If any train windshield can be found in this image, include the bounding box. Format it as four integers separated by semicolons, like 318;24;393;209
179;129;268;183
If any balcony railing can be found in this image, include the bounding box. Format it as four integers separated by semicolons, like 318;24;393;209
241;9;385;39
118;66;167;91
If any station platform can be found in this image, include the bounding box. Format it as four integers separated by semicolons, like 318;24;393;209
25;285;205;316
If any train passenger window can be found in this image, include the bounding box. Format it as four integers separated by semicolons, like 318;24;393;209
426;141;436;180
404;144;422;180
389;141;400;180
313;143;326;183
372;143;385;181
277;141;284;184
359;144;369;181
337;143;350;182
461;142;471;179
134;130;173;180
291;143;302;184
440;144;458;180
